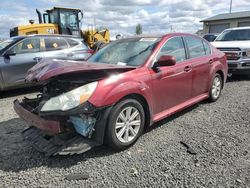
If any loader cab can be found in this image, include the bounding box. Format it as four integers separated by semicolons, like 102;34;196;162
44;7;83;37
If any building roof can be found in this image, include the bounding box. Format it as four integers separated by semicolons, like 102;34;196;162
201;11;250;22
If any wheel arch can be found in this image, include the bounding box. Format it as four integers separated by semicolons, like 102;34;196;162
216;70;225;89
118;93;152;129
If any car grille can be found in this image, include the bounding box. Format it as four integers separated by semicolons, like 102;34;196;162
228;64;238;68
217;48;241;60
242;62;250;67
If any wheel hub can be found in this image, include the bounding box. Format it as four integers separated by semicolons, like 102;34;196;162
115;106;141;143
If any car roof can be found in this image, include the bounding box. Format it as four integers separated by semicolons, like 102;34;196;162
117;33;198;40
11;34;82;39
224;26;250;31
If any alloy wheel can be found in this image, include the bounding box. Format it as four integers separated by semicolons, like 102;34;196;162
115;106;141;143
211;76;222;99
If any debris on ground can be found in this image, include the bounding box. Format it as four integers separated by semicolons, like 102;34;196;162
180;141;197;155
129;167;139;177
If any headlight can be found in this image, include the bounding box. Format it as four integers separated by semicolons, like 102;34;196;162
41;81;98;112
243;49;250;58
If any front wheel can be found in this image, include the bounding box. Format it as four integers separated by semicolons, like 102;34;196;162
105;99;145;150
209;73;223;102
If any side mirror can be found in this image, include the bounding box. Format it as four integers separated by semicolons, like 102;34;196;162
155;55;176;67
4;50;16;58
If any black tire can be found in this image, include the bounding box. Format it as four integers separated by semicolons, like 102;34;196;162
105;99;145;150
209;73;223;102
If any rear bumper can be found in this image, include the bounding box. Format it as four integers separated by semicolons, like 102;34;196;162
13;99;62;134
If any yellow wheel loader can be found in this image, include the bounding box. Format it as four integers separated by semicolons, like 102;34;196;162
10;7;110;50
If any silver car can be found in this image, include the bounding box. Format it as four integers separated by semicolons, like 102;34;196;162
0;35;93;91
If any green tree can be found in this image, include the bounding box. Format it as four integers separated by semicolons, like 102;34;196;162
135;23;143;35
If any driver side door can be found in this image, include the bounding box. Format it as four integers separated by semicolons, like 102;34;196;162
1;37;44;88
151;36;193;118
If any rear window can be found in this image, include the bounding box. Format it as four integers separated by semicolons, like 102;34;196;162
185;36;206;58
66;38;89;50
202;41;211;55
66;39;79;47
44;38;68;51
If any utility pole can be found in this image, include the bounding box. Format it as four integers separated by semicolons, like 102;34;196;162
229;0;232;13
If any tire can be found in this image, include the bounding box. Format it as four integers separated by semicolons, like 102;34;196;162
105;99;145;150
209;73;223;102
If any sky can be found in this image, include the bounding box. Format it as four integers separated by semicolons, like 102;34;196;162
0;0;250;38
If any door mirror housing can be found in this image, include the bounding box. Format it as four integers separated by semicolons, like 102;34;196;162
4;50;16;58
156;55;176;67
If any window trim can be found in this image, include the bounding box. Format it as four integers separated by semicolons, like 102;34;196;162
151;36;188;68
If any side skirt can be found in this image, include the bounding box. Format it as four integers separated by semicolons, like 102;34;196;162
153;93;209;123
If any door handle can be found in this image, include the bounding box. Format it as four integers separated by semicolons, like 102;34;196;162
184;66;192;72
67;53;74;57
33;57;42;62
209;59;213;64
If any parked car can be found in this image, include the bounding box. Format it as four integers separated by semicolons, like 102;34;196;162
0;35;93;91
212;27;250;76
14;33;228;156
203;33;219;42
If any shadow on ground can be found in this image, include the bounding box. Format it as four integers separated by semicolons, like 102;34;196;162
226;75;250;82
0;86;40;99
0;101;201;173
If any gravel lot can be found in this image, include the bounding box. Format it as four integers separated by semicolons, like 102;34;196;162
0;77;249;188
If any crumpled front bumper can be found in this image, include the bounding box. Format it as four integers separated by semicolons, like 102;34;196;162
13;99;62;134
14;99;104;156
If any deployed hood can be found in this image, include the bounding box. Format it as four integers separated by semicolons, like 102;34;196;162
212;40;250;49
26;59;136;82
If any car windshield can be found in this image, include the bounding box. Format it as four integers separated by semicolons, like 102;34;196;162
0;37;22;51
215;29;250;41
0;39;15;50
88;37;160;66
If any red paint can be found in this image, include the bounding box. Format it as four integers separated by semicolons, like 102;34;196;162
25;33;228;126
88;33;227;124
14;100;62;134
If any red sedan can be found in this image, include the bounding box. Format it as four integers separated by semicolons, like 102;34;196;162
14;33;228;156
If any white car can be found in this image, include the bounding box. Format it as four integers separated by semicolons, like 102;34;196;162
212;27;250;76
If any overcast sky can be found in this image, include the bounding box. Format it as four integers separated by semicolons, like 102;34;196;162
0;0;249;38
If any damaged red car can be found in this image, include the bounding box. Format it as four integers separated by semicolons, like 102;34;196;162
14;33;228;156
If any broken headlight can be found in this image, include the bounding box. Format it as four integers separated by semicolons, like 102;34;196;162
41;81;98;112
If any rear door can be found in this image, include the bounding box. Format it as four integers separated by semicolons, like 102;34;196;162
1;37;44;88
151;36;193;115
184;36;212;97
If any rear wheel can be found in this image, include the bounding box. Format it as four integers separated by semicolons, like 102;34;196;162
209;73;222;102
105;99;145;150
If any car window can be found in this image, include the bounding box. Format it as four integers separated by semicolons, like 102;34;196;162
66;39;79;47
11;38;40;54
185;36;206;58
157;37;186;62
44;38;68;51
202;40;211;55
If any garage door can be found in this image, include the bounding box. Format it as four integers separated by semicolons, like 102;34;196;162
209;23;230;33
238;21;250;27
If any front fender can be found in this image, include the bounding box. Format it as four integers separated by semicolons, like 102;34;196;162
89;79;153;109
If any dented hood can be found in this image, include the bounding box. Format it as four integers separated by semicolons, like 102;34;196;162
26;59;136;82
